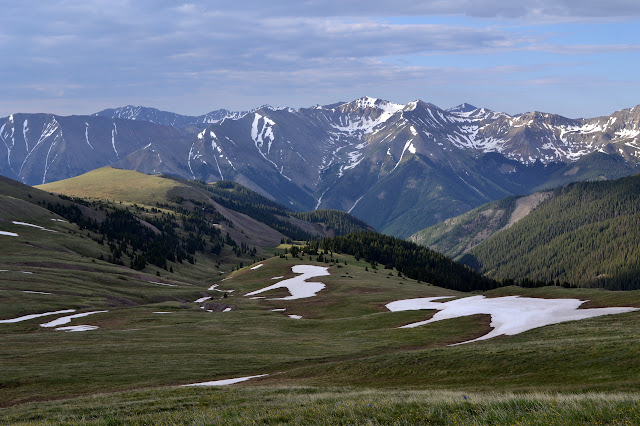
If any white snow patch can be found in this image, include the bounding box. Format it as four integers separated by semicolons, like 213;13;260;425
55;325;99;332
223;307;232;312
23;119;29;151
392;139;415;171
50;218;67;222
12;221;57;232
0;231;18;237
386;295;638;345
194;296;212;303
0;309;75;324
250;264;264;270
348;195;364;214
148;281;177;287
616;128;640;139
23;290;52;295
288;314;302;319
244;265;329;300
40;310;108;328
207;284;234;292
111;123;118;157
153;311;173;314
271;308;286;312
181;374;268;387
84;123;94;149
271;276;284;280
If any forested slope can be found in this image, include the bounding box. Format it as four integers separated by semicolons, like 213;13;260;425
460;174;640;290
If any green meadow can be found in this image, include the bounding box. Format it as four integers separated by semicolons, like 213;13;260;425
1;168;639;424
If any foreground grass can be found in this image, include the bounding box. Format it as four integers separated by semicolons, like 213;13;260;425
2;386;639;425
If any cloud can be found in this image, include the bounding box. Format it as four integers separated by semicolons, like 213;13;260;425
1;1;638;117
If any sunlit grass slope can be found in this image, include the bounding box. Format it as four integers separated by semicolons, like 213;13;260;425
36;166;186;205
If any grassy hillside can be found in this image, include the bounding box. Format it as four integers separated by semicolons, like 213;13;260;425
3;170;640;424
460;173;640;289
1;249;639;422
37;166;187;205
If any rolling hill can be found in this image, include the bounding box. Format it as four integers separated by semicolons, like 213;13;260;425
2;168;640;424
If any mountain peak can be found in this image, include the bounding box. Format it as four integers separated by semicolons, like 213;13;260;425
447;103;478;114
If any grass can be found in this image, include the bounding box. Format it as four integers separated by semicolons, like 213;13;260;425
2;386;639;425
35;167;187;206
3;176;640;422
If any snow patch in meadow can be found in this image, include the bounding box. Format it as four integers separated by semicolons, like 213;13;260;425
181;374;268;387
51;218;68;222
40;310;108;328
12;221;57;232
244;265;329;300
153;311;173;314
194;296;212;303
250;264;264;270
55;325;99;332
271;308;286;312
386;295;638;345
0;231;18;237
0;309;76;324
271;276;284;280
23;290;52;295
288;315;302;319
148;281;177;287
207;284;234;292
223;307;232;312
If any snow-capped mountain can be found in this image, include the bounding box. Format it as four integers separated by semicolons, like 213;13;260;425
95;106;248;128
2;97;639;237
0;114;192;185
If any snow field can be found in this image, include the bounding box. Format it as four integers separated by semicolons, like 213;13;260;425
244;265;330;300
386;295;638;345
0;231;18;237
12;221;57;232
0;309;76;324
55;325;99;332
147;281;177;287
181;374;268;387
40;311;108;328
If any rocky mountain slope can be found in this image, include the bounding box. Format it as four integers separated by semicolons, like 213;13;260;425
94;105;248;129
3;97;639;236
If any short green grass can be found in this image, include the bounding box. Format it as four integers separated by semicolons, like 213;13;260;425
35;167;187;206
2;386;639;425
3;202;640;423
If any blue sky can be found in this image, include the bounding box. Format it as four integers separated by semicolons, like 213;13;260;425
1;0;639;118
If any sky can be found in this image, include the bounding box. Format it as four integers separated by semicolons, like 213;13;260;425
1;0;639;118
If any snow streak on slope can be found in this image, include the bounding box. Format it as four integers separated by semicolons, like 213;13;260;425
84;123;94;149
111;123;118;157
250;113;291;181
331;97;404;134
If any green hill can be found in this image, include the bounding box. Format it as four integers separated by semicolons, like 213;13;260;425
3;170;640;424
457;173;640;289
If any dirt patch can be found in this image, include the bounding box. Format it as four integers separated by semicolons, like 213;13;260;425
504;192;553;230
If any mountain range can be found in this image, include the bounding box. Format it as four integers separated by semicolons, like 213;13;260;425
2;97;639;236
